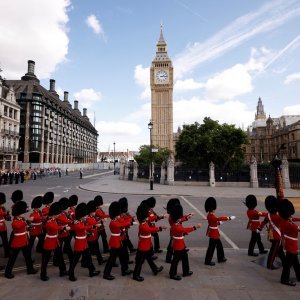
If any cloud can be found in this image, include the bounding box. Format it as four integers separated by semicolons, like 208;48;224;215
173;97;254;129
96;121;142;136
283;104;300;114
74;88;102;108
284;72;300;84
174;78;204;93
134;64;150;99
86;14;105;40
0;0;70;79
174;0;300;78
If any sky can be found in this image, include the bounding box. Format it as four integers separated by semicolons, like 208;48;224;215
1;0;300;152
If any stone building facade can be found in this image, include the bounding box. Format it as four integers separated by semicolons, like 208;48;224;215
245;97;300;163
6;60;98;165
0;76;20;169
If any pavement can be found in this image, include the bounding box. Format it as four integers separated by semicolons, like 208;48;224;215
0;173;299;300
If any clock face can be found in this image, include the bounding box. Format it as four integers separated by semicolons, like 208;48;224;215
156;70;168;83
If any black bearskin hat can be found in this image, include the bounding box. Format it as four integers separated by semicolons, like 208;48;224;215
75;203;88;220
245;194;257;209
43;191;54;205
109;201;120;219
265;195;278;214
48;202;61;217
69;194;78;207
278;199;295;220
11;190;23;203
94;195;103;206
31;196;43;209
146;196;156;208
205;197;217;212
12;200;27;216
59;197;69;211
118;197;128;213
166;198;180;214
136;203;149;223
87;200;96;214
0;192;6;205
170;204;183;223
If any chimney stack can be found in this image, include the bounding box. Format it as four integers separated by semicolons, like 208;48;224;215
74;100;78;110
21;60;39;82
49;79;55;92
64;91;69;102
83;108;87;116
27;60;35;74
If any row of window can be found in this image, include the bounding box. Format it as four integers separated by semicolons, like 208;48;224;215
2;105;18;119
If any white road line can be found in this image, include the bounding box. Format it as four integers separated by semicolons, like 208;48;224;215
180;196;240;250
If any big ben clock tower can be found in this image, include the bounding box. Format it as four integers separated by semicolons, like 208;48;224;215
150;25;174;153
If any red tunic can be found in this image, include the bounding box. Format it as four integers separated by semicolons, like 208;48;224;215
168;214;190;236
120;213;132;241
171;222;195;251
108;217;131;249
29;209;45;236
95;207;109;232
57;212;72;238
42;205;50;217
280;218;299;254
43;218;63;250
261;213;282;240
11;217;29;248
72;220;92;252
206;212;230;239
68;207;76;220
247;209;267;231
86;216;99;242
138;222;160;251
0;207;8;232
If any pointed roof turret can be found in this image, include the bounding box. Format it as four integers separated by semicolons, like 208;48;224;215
154;24;170;62
255;97;266;120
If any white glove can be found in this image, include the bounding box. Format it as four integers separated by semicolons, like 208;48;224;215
230;216;236;220
219;221;223;225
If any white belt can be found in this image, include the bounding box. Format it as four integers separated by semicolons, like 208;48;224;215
284;234;298;241
111;233;120;236
251;220;260;222
0;220;4;223
172;236;184;240
209;226;218;229
139;234;151;239
32;222;42;226
14;232;26;236
46;234;58;238
76;236;87;239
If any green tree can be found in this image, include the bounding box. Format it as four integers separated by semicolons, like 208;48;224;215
134;145;171;166
175;117;249;169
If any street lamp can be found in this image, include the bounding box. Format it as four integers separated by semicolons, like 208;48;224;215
148;120;154;190
113;142;116;175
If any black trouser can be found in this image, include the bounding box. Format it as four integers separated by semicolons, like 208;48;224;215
169;249;190;277
166;237;173;262
69;249;95;278
87;240;103;264
29;234;45;255
0;230;10;257
98;230;109;252
41;248;66;277
205;238;225;263
281;251;300;283
125;232;135;251
53;236;73;264
267;239;285;269
248;231;265;254
152;232;160;251
5;246;34;275
103;247;129;276
133;249;158;277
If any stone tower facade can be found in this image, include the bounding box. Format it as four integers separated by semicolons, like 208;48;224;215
150;26;174;153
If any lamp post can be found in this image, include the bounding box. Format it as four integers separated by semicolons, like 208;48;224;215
113;142;116;175
148;120;154;190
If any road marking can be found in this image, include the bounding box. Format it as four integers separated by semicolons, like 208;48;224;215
180;196;239;250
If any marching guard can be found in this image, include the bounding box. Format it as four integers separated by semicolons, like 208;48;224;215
204;197;235;266
132;203;165;282
169;204;201;280
0;192;11;258
5;201;37;279
245;194;268;256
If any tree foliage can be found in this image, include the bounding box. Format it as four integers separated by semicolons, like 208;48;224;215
134;145;171;166
175;117;249;169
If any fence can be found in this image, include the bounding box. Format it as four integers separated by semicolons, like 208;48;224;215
215;166;250;182
257;164;275;188
289;163;300;189
174;167;209;182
